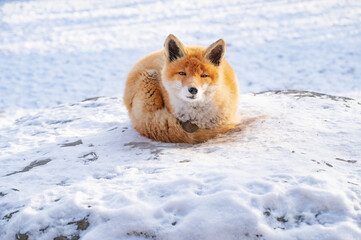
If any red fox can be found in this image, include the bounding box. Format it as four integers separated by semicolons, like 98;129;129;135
124;34;239;144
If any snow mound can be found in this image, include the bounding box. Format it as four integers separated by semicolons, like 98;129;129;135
1;91;360;240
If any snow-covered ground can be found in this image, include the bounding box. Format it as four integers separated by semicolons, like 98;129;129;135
1;0;361;239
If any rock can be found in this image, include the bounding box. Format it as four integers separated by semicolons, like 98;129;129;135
68;217;90;231
61;140;83;147
15;233;29;240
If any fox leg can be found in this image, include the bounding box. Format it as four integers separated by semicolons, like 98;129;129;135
125;70;192;143
127;70;164;113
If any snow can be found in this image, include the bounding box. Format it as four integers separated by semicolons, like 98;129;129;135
0;0;361;240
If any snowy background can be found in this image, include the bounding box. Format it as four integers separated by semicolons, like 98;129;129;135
1;0;361;239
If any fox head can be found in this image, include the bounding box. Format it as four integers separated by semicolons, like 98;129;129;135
162;34;226;103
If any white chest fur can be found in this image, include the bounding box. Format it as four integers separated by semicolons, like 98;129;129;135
172;100;222;129
167;88;223;129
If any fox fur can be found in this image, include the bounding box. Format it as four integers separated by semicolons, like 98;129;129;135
123;34;239;144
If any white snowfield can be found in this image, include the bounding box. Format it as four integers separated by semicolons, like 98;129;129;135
0;0;361;240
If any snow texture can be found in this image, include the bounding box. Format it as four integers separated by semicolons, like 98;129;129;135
0;0;361;240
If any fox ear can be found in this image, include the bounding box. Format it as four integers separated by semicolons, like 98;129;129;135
164;34;186;62
204;39;225;66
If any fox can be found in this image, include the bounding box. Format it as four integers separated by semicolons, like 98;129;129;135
123;34;239;144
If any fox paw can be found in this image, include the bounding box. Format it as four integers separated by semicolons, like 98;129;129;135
180;120;199;133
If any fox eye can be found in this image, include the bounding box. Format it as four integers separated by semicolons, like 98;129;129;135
178;72;186;76
201;74;208;78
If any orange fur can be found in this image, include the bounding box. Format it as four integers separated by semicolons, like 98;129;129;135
123;34;239;144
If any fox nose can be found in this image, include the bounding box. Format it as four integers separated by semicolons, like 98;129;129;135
188;87;198;95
